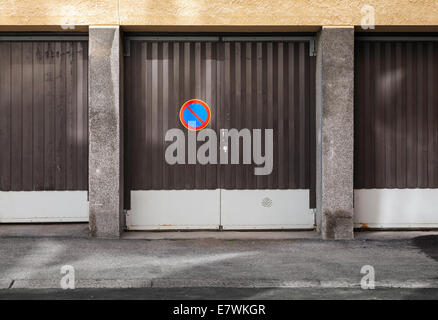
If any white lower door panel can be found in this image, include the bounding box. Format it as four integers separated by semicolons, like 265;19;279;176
0;191;89;223
126;190;221;230
354;189;438;228
221;190;313;230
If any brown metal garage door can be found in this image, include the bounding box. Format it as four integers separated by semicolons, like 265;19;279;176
219;39;316;192
124;37;316;199
355;38;438;189
0;38;89;191
124;39;220;192
354;37;438;228
123;36;316;229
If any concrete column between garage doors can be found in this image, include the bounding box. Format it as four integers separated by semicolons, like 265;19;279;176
316;27;354;239
88;26;123;238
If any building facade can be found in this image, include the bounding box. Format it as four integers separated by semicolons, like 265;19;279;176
0;0;437;239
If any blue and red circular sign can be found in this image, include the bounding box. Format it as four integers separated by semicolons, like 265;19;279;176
179;99;211;131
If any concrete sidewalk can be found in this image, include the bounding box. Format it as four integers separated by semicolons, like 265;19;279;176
0;223;436;240
0;225;437;291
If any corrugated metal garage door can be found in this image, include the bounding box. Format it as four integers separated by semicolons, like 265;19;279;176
354;37;438;228
218;38;315;229
124;36;315;230
125;39;220;191
219;40;315;190
0;37;89;222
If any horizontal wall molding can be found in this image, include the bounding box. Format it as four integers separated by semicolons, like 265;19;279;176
356;37;438;42
221;36;315;42
126;36;220;42
126;36;315;42
0;36;89;41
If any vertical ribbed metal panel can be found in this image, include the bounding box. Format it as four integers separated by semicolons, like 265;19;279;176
125;41;219;190
220;41;314;190
0;41;88;191
355;40;438;189
125;39;315;205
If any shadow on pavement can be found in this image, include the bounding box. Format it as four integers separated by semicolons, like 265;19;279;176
412;235;438;262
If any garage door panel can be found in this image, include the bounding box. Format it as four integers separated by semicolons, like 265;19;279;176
11;42;23;191
0;41;88;192
125;40;220;192
124;37;316;230
0;39;89;222
221;190;313;229
219;41;313;190
355;40;438;190
32;42;46;190
0;191;88;223
127;190;220;230
354;189;438;228
355;38;438;227
0;42;11;191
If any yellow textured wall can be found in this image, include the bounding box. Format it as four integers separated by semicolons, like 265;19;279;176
0;0;437;29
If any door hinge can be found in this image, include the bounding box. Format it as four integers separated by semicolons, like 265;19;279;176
309;39;316;57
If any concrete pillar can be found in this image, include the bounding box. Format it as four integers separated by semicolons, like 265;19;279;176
316;27;354;240
88;26;123;238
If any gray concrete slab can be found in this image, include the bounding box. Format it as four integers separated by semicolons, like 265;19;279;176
0;223;89;238
122;230;320;240
123;230;438;240
0;223;436;240
0;279;12;289
355;231;438;240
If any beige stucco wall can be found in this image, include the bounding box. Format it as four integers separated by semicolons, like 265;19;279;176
0;0;437;30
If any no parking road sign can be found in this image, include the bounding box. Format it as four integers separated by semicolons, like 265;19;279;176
179;99;211;131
